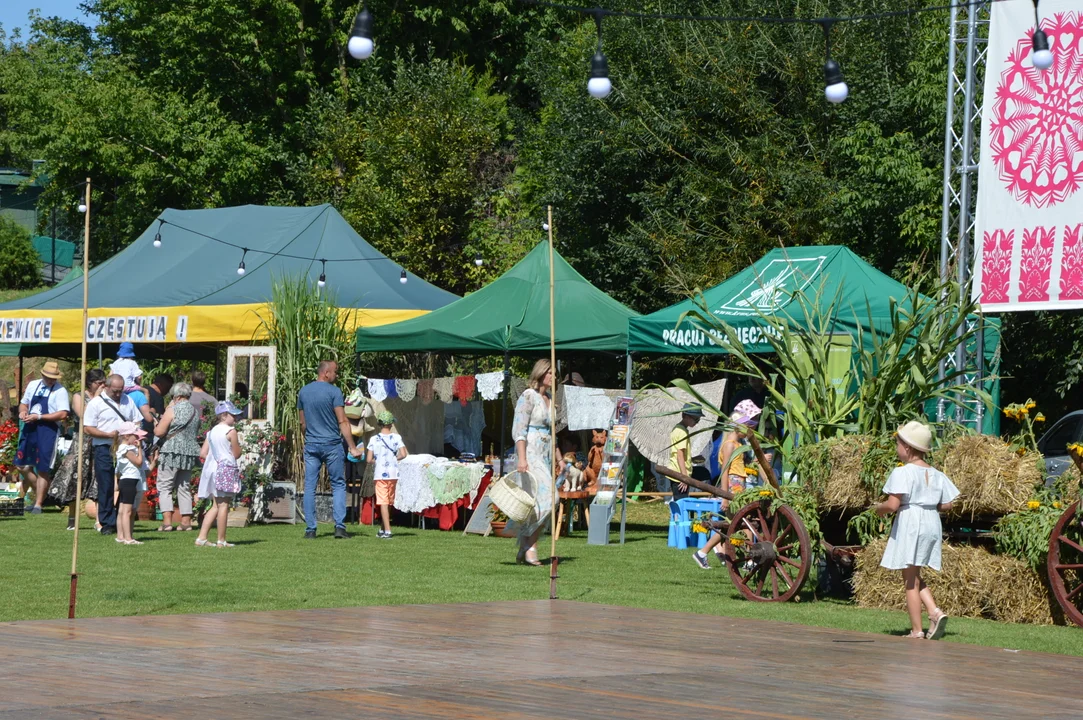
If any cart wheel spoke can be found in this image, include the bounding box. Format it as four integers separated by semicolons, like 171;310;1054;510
754;569;768;597
1059;535;1083;555
773;562;793;589
1055;564;1083;570
754;508;772;542
778;555;802;568
770;569;779;599
774;524;793;547
1066;582;1083;602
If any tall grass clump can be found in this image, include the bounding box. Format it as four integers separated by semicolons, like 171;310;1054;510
256;275;355;479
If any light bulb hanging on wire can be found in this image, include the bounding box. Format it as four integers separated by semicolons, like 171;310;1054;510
474;252;484;267
237;248;248;276
1031;0;1053;70
820;21;848;103
587;12;613;99
153;219;163;248
318;258;327;288
348;3;375;60
400;268;408;284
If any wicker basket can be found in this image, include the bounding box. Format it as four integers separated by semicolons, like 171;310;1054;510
488;471;537;523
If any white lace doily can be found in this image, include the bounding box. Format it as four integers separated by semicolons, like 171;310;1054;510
367;378;388;402
395;454;438;513
433;377;454;404
476;371;504;400
395;379;417;402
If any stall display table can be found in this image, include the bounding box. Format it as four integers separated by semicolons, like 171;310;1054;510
420;467;493;530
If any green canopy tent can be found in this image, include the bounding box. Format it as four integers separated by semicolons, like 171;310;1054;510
627;245;1000;433
355;241;639;354
355;240;641;464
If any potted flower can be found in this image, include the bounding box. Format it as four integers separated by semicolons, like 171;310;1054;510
488;505;516;538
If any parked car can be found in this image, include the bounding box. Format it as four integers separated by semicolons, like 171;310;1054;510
1036;410;1083;478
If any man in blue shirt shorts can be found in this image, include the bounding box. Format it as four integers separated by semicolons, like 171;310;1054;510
298;360;364;539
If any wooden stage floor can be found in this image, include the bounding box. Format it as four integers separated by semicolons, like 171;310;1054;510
2;600;1082;719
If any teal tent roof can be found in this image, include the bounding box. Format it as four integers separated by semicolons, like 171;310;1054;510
0;204;456;314
355;242;640;354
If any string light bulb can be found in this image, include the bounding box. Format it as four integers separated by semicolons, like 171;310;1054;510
474;253;484;267
820;21;848;103
318;259;327;288
587;14;612;99
78;203;87;213
1032;30;1053;70
348;4;374;60
400;268;408;284
237;248;248;276
153;219;163;248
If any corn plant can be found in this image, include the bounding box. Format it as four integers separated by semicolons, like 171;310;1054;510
678;274;991;443
255;275;356;479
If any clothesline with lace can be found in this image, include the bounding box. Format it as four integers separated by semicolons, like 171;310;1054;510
348;371;526;407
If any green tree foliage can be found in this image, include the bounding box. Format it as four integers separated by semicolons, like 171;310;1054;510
5;0;1069;406
292;57;532;294
0;216;43;289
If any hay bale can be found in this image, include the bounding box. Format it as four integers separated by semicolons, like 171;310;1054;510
852;538;1052;625
1054;467;1082;505
794;434;896;510
932;435;1043;516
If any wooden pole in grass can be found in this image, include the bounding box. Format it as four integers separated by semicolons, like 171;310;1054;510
547;205;559;600
69;178;91;619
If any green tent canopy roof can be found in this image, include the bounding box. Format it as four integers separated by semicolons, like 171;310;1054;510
628;246;919;354
355;242;640;354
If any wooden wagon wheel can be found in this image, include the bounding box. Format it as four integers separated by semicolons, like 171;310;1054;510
1047;501;1083;629
724;500;811;603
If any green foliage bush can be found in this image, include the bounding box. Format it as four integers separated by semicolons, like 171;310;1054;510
0;217;42;290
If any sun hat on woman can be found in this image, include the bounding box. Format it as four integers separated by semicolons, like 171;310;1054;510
897;420;932;454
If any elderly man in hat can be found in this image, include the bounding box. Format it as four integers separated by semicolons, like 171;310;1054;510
665;403;703;501
16;361;70;514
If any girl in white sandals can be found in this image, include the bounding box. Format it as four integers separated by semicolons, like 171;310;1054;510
874;421;959;640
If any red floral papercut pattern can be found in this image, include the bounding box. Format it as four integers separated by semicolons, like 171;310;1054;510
1018;226;1055;301
1060;224;1083;300
981;229;1014;303
988;12;1083;208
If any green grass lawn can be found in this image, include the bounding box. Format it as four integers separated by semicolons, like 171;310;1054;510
2;501;1081;657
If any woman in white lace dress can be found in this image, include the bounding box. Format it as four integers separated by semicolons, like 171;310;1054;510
510;359;559;566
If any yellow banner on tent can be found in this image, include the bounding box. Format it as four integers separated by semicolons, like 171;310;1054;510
0;304;427;344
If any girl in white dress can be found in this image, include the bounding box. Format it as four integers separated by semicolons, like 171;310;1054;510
874;421;960;640
195;401;243;548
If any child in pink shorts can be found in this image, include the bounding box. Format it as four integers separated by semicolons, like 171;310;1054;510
366;411;407;539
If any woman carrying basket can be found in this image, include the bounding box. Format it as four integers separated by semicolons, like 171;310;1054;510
510;359;560;566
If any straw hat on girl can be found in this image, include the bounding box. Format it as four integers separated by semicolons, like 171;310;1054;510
896;420;932;454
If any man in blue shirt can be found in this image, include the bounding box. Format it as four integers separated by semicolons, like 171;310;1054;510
298;360;363;539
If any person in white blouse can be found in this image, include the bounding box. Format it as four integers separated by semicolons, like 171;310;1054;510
15;361;70;514
874;421;960;640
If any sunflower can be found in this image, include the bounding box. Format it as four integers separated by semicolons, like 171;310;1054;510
1027;500;1041;510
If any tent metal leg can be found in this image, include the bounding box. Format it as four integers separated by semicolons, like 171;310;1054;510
97;343;102;371
619;352;632;545
499;351;509;469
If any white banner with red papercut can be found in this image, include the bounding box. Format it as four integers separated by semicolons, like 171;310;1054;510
972;1;1083;312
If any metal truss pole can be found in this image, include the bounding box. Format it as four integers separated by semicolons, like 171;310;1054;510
938;0;990;428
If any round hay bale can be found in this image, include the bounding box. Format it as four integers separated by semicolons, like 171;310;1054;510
852;538;1053;625
1054;467;1082;505
931;435;1043;517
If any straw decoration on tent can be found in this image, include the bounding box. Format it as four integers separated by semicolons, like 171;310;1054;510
930;435;1044;517
852;538;1054;625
